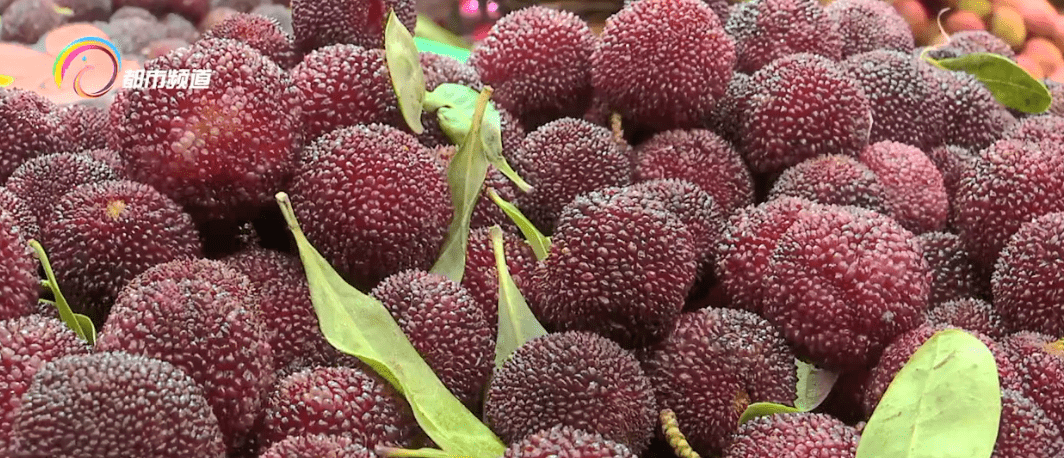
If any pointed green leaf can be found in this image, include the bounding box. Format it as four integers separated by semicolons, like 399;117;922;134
923;51;1052;113
430;87;493;283
486;189;550;261
737;402;804;426
385;9;426;134
415;14;472;51
425;83;531;192
855;329;1001;458
490;225;548;369
275;192;506;458
29;240;94;345
376;445;456;458
414;37;472;62
794;359;840;411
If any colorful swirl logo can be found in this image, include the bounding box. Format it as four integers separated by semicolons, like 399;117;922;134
53;37;122;98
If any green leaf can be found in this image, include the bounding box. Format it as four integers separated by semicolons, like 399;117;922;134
53;5;74;15
425;83;532;192
923;51;1052;113
429;86;493;283
737;402;804;426
376;445;456;458
29;240;95;345
794;359;840;411
486;189;550;261
490;225;548;369
274;192;507;458
414;14;473;51
385;9;426;134
855;329;1001;458
414;37;472;63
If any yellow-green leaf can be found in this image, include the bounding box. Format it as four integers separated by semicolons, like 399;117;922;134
275;192;506;458
855;329;1001;458
430;87;493;283
385;9;425;134
794;359;839;411
737;402;804;426
29;240;95;345
487;189;550;261
490;225;547;369
924;51;1052;113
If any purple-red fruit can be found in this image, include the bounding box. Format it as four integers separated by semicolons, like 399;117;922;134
511;118;632;232
205;13;298;69
722;413;859;458
827;0;914;57
0;209;39;321
42;180;202;325
641;307;797;456
993;389;1064;458
371;270;494;409
1002;332;1064;431
503;426;638;458
918;231;981;306
8;352;226;458
725;0;842;73
485;331;657;453
259;435;372;458
95;259;274;451
926;298;1004;339
461;227;537;330
469;6;595;129
737;53;871;175
109;38;302;222
0;189;38;242
992;212;1064;336
5;153;120;232
0;88;62;182
762;204;930;369
0;315;89;452
633;129;754;215
258;366;418;451
591;0;736;131
290;0;415;53
859;141;948;234
0;0;66;43
288;124;451;288
767;154;891;214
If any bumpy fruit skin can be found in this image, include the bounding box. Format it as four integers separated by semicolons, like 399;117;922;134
628;179;726;279
826;0;913;57
205;13;298;69
1046;79;1064;117
291;0;415;53
1001;114;1064;144
993;389;1064;458
288;124;451;289
858;141;948;234
841;51;948;150
927;30;1017;60
95;259;274;451
290;44;400;142
461;227;537;332
861;324;1021;417
925;145;975;214
716;197;822;314
0;316;89;452
767;154;891;214
5;153;120;232
503;425;638;458
529;187;697;347
722;413;859;458
109;38;302;223
707;71;751;143
1002;332;1064;436
8;352;226;458
926;298;1004;339
0;210;39;321
421;52;481;91
725;0;842;74
992;212;1064;336
918;232;980;307
222;247;343;373
259;366;418;452
43;180;203;326
937;70;1017;152
469;6;594;129
252;3;293;34
763;204;930;369
54;104;109;152
511;118;633;232
113;0;209;22
371;270;493;409
633;129;754;215
485;332;657;453
641;307;797;456
737;53;872;175
0;88;62;182
591;0;736;131
105;13;168;56
0;189;39;242
953;138;1064;273
259;435;372;458
0;0;65;43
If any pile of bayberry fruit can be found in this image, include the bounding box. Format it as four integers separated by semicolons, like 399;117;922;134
1;0;1063;457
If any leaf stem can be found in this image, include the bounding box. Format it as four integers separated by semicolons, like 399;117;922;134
28;239;95;345
374;445;457;458
660;409;700;458
486;189;550;261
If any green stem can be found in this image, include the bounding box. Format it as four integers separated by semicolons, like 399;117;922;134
28;240;95;345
